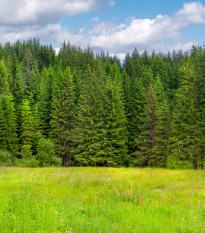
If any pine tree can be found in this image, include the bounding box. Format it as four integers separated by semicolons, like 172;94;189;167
134;84;158;166
0;59;9;94
0;94;18;154
124;53;135;77
193;49;205;169
21;49;40;104
0;97;7;150
152;76;170;167
127;76;146;155
121;69;130;114
50;66;75;165
8;53;23;145
101;74;129;166
9;54;23;106
0;60;9;150
31;103;42;156
38;66;54;135
171;57;200;169
20;99;34;159
72;65;104;166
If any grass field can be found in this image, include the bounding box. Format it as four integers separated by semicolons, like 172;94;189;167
0;167;205;232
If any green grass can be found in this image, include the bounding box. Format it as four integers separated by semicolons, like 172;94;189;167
0;167;205;232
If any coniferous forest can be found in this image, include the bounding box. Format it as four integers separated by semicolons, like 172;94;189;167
0;39;204;169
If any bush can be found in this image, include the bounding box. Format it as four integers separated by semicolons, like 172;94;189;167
167;155;193;169
14;157;39;167
36;138;61;167
32;131;45;155
0;150;13;166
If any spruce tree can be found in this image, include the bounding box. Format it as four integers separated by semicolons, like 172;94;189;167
101;74;128;166
20;99;34;159
127;76;146;155
0;59;9;94
72;65;104;166
171;57;199;169
0;97;7;150
50;66;75;165
9;53;23;106
152;76;170;167
38;66;54;135
194;49;205;168
134;84;158;166
0;94;18;155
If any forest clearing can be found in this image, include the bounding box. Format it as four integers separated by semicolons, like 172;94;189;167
0;167;205;232
1;1;205;232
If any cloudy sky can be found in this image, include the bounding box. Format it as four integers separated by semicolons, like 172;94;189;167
1;0;205;59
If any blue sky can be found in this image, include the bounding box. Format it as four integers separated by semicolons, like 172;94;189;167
0;0;205;59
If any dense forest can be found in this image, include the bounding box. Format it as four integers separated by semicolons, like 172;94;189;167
0;39;204;169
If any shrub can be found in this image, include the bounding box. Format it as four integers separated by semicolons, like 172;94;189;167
0;150;13;166
36;138;61;167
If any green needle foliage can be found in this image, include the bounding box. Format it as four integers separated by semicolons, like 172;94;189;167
20;99;35;159
72;65;105;166
102;73;128;166
50;66;76;165
0;38;204;168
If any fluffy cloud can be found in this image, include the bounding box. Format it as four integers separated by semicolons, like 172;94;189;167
0;1;205;58
176;2;205;25
86;2;205;53
0;0;114;25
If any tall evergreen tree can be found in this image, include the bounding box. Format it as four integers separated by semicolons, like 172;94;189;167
0;97;7;150
20;99;34;159
134;84;158;166
194;49;205;168
50;66;75;165
9;53;23;106
101;74;129;166
0;94;18;154
0;59;9;94
72;65;104;166
171;57;200;169
127;76;146;155
38;66;54;135
152;76;170;167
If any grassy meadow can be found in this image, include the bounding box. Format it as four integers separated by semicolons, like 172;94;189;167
0;167;205;233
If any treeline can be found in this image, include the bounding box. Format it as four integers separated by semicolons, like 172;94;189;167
0;39;204;168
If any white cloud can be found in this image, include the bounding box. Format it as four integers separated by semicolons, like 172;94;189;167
85;2;205;53
0;1;204;58
0;0;114;25
176;2;205;24
85;1;205;54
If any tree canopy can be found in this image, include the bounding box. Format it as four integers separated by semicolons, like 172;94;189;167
0;39;204;168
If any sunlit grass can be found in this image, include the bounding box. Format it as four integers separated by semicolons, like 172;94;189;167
0;167;205;232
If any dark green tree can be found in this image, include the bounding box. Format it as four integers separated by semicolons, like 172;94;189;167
9;54;23;106
193;49;205;168
127;76;146;155
134;84;158;166
0;94;18;155
0;59;9;94
171;58;200;169
38;66;54;135
72;65;104;166
152;76;170;167
101;74;129;166
20;99;35;159
50;66;75;165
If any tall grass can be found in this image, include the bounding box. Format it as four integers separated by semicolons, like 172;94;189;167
0;167;205;232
